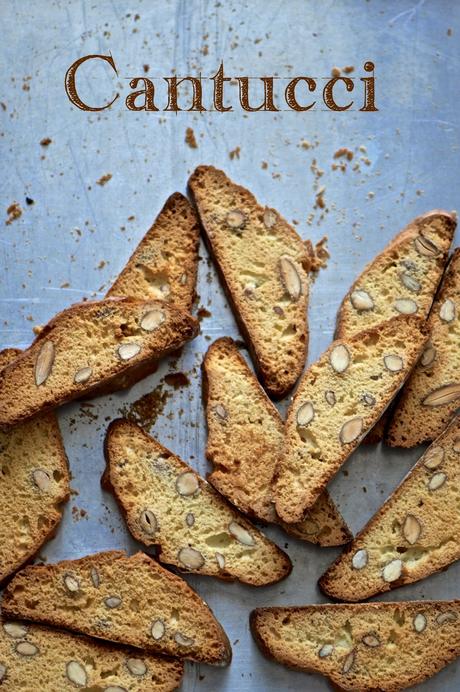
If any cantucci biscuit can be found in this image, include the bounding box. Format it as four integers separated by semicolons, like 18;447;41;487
106;192;199;312
275;316;427;523
2;551;231;666
387;249;460;447
0;298;198;428
189;165;310;399
103;419;292;586
0;349;70;585
0;618;183;691
250;601;460;691
320;417;460;601
203;337;351;546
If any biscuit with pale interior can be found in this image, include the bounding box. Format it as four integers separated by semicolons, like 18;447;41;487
2;550;231;666
189;165;310;399
103;419;291;586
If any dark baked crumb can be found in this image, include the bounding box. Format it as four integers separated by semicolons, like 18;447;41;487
40;137;52;146
164;372;190;389
96;173;112;186
185;127;198;149
5;202;22;225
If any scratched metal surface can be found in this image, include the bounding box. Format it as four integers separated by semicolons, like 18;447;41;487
1;0;459;689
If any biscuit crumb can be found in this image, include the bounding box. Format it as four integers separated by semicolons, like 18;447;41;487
33;325;44;336
185;127;198;149
305;236;330;273
97;173;112;186
229;146;241;160
333;147;354;161
5;201;22;225
331;66;341;77
40;137;52;146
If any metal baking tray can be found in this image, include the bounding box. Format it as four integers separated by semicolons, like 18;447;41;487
1;1;459;689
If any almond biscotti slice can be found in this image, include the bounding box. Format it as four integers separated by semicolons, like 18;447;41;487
103;419;291;585
0;618;183;691
203;337;351;546
275;315;428;523
0;349;70;586
320;417;460;602
0;298;198;428
189;165;310;399
336;210;456;339
250;601;460;691
2;551;231;666
106;192;199;312
387;249;460;447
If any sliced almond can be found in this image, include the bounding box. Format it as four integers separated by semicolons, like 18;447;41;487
273;305;285;317
228;521;255;546
141;309;165;331
382;558;403;582
402;514;421;545
427;472;447;491
226;209;247;231
400;273;421;293
117;343;141;361
0;665;5;682
32;469;51;492
350;289;374;311
413;613;427;633
263;207;277;229
296;402;314;427
74;366;92;384
104;686;127;692
35;341;55;386
300;517;319;535
352;548;368;570
394;298;418;314
439;298;456;323
342;650;355;674
150;619;165;640
3;622;27;639
325;390;336;406
362;633;380;647
126;658;147;676
423;383;460;407
178;547;205;569
176;471;200;497
436;611;458;625
453;438;460;454
180;272;187;285
66;661;88;687
214;404;228;422
139;509;158;535
318;643;333;658
90;567;100;588
420;345;436;367
15;641;38;656
414;235;440;257
186;512;195;527
104;596;122;609
330;344;350;373
63;574;80;593
423;446;445;469
384;354;403;372
175;632;195;647
279;256;302;301
361;393;376;406
339;417;363;444
215;552;225;569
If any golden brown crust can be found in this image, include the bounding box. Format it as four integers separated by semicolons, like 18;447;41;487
250;602;460;691
107;192;200;313
103;418;292;586
189;165;310;399
2;550;232;666
386;248;460;447
0;298;199;428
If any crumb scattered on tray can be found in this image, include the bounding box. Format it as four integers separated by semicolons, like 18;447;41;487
305;236;330;274
25;196;34;205
197;307;211;320
185;127;198;149
97;173;112;186
40;137;52;146
122;385;171;430
333;147;354;161
164;372;190;389
5;201;22;225
33;325;44;336
229;146;240;160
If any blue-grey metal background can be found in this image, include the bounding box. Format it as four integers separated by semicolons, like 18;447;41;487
1;1;459;689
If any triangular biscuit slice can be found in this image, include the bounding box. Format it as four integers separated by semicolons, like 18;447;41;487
107;192;200;312
275;315;427;523
103;419;292;586
387;248;460;447
0;298;198;428
2;550;231;666
189;165;310;399
320;417;460;601
203;337;351;546
0;349;70;586
0;617;183;691
250;601;460;691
